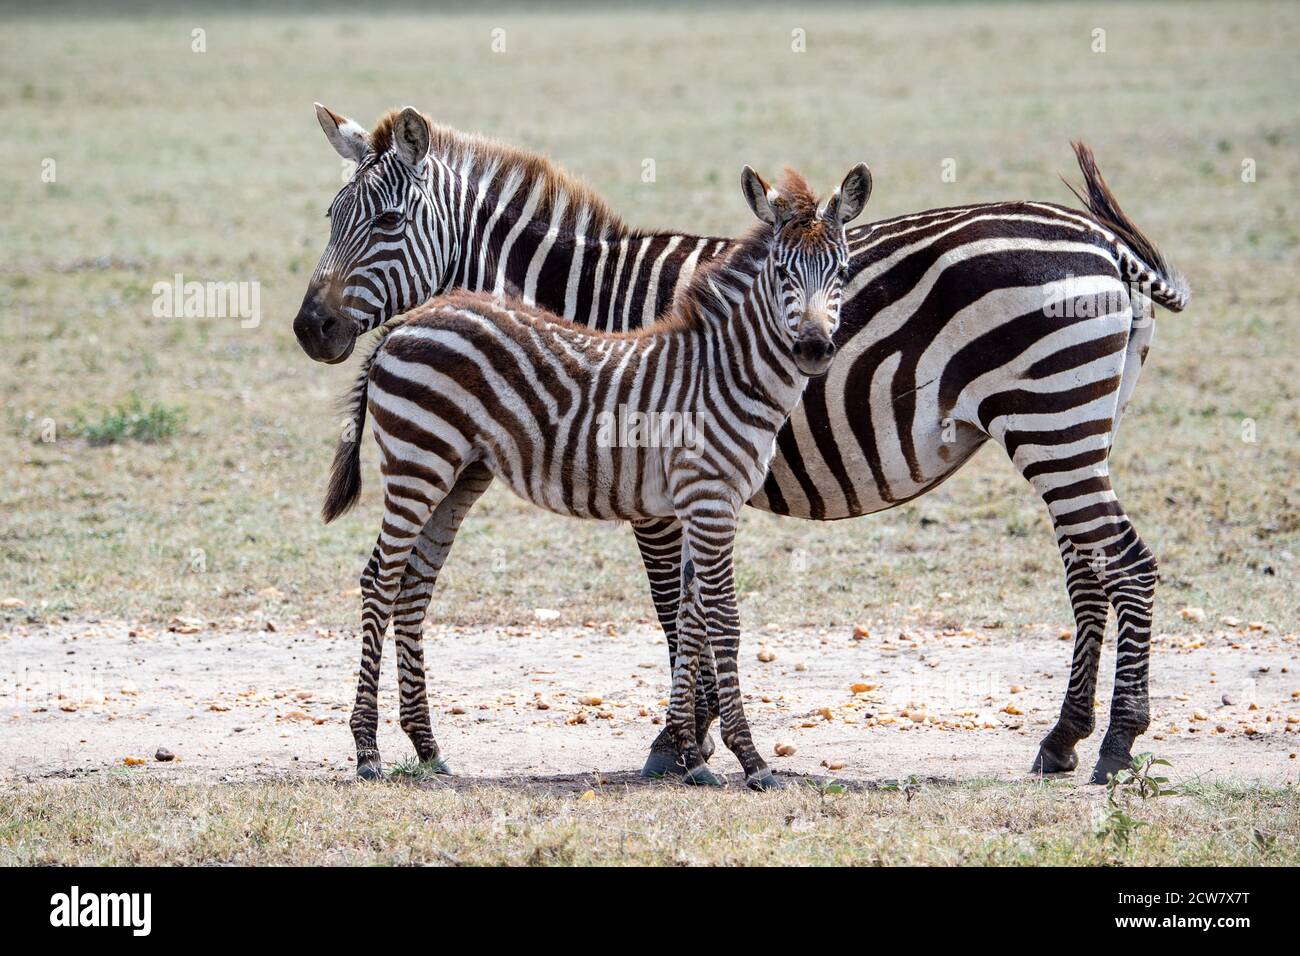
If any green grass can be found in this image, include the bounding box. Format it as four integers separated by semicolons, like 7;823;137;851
0;1;1296;634
68;394;184;445
1;776;1295;866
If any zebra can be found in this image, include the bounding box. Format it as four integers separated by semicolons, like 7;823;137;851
293;105;1189;785
325;164;872;788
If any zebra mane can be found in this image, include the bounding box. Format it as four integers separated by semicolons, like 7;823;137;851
369;110;632;240
656;169;822;336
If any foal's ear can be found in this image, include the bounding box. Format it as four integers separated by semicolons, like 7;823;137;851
823;163;872;225
392;107;431;169
741;166;778;225
314;103;370;163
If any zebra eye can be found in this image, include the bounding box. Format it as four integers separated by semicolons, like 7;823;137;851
774;262;791;280
375;211;404;230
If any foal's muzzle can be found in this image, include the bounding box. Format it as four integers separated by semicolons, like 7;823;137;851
792;334;837;377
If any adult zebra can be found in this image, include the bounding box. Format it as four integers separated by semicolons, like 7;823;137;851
293;105;1189;784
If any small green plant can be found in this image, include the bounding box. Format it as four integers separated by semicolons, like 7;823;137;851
1097;753;1176;852
881;775;923;802
70;395;183;445
386;756;451;782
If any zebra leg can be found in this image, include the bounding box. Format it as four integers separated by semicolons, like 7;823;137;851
1088;521;1158;783
668;567;715;786
350;484;440;781
634;519;718;777
1018;452;1156;784
682;517;778;792
391;463;494;772
1032;543;1109;774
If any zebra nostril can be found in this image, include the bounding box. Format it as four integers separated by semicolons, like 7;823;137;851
320;316;337;337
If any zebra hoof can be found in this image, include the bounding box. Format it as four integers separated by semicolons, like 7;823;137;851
682;765;723;787
1089;752;1133;785
699;732;717;762
745;771;782;792
1031;744;1078;775
356;759;384;781
420;756;452;776
641;747;684;779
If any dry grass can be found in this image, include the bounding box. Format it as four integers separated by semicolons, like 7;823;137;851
2;774;1295;866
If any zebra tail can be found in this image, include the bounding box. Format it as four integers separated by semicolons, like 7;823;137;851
1064;141;1191;313
321;321;404;524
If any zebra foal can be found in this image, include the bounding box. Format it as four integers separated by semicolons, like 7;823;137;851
325;163;872;787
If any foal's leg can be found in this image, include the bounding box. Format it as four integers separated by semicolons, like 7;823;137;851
633;518;719;776
350;479;442;780
680;514;777;791
391;463;494;771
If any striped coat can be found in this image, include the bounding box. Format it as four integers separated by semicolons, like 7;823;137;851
294;106;1188;784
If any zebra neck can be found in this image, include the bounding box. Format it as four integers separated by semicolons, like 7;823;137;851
452;175;729;332
686;279;808;424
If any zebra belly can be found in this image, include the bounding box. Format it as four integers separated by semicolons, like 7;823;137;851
485;441;676;522
755;375;988;520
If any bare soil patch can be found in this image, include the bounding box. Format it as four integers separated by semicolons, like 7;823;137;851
3;619;1296;787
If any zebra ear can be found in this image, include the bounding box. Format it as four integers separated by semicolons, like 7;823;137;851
392;107;431;169
314;103;370;163
741;166;777;225
825;163;872;225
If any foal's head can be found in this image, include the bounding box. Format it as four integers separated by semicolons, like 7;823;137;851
294;106;452;365
740;163;871;376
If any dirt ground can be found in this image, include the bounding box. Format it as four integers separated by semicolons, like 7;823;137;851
3;617;1296;787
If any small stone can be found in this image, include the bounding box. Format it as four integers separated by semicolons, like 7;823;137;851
0;598;25;610
821;758;846;771
757;647;776;663
852;625;870;641
534;608;560;623
155;747;175;762
1010;683;1026;694
1179;607;1206;623
850;682;878;694
1221;694;1235;706
773;741;796;757
578;695;603;706
794;662;807;672
1191;709;1208;721
123;756;146;766
1001;703;1023;716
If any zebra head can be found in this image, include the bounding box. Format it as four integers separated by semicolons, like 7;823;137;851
294;105;457;364
741;163;872;376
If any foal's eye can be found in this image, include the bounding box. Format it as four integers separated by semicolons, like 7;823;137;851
376;211;404;229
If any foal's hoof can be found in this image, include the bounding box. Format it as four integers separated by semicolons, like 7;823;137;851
682;765;723;787
745;771;783;792
1031;744;1078;775
356;759;384;781
1089;751;1133;785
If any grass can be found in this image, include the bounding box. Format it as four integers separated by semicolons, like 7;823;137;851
1;775;1295;866
0;5;1296;627
68;394;184;445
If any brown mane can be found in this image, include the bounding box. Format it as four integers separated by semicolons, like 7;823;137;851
646;168;826;337
369;109;632;240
